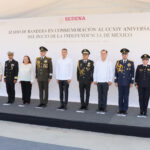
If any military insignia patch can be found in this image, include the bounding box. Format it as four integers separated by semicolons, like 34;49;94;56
44;60;47;63
127;63;131;67
87;62;91;67
139;69;143;72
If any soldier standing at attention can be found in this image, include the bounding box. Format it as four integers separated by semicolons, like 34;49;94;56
77;49;94;111
36;46;53;108
135;54;150;118
115;49;134;116
3;52;19;105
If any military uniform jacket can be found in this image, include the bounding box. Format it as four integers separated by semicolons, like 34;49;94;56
36;56;53;81
135;64;150;87
4;59;19;81
115;60;134;86
77;59;94;82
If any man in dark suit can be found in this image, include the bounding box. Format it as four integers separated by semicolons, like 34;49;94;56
77;49;94;111
115;48;134;116
4;52;19;105
36;46;53;108
135;54;150;118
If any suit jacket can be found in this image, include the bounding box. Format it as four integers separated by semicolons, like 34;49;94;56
114;59;134;86
135;64;150;87
4;59;19;81
77;59;94;82
36;56;53;81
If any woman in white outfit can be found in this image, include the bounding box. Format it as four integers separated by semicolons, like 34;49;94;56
18;56;34;106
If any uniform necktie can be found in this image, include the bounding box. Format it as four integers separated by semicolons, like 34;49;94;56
84;60;87;63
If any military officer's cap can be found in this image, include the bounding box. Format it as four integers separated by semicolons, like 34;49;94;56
120;48;129;54
82;49;90;55
141;54;150;60
8;51;14;56
39;46;48;52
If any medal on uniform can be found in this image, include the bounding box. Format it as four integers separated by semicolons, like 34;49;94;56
11;64;14;70
44;60;47;63
37;61;40;68
127;63;131;67
87;62;91;67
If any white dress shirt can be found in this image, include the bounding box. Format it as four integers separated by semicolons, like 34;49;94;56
94;59;113;83
18;63;35;83
56;57;73;80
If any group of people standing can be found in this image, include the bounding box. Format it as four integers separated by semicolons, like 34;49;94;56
0;47;150;118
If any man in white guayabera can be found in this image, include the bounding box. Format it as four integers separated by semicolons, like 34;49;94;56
56;48;73;110
94;49;113;114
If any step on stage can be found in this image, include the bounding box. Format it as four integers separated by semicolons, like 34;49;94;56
0;96;150;138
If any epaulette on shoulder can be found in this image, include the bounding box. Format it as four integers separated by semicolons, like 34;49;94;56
88;59;93;62
128;60;133;62
46;57;52;60
117;60;121;63
36;57;40;60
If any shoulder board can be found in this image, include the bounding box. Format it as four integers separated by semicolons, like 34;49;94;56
139;64;144;68
36;57;40;61
88;59;93;63
128;60;133;62
46;57;52;60
117;60;121;63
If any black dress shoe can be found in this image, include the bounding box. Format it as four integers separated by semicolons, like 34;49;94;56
64;105;67;110
117;111;122;114
42;104;47;108
143;112;147;116
37;104;43;107
84;106;88;110
123;111;128;115
58;105;64;109
80;106;85;110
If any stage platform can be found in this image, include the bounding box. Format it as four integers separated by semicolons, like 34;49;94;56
0;96;150;138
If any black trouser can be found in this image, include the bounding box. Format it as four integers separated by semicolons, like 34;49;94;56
79;79;91;107
97;82;109;110
38;81;49;105
58;80;69;106
138;86;150;114
21;81;32;104
118;85;130;112
6;80;15;103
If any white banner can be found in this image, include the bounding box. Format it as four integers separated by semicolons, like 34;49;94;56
0;13;150;107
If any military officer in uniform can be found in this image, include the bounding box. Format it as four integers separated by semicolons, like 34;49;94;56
36;46;53;108
3;52;19;105
135;54;150;117
115;48;134;116
77;49;94;110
